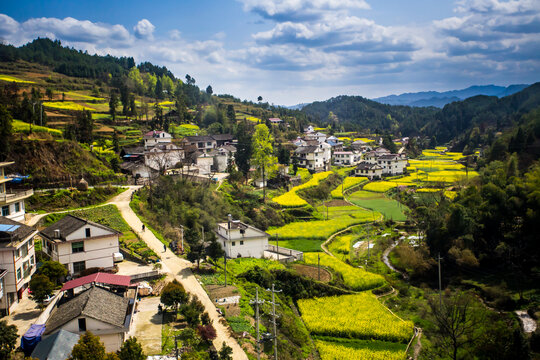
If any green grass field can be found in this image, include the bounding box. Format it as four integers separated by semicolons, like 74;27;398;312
348;190;407;221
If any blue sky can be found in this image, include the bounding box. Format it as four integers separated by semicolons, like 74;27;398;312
0;0;539;105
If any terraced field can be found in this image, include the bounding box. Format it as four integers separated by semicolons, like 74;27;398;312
348;190;407;221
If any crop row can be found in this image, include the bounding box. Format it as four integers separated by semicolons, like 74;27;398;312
304;253;385;291
272;171;333;207
298;293;414;343
315;339;406;360
267;212;376;241
331;177;368;199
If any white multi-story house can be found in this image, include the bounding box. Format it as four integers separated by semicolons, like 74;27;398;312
295;143;332;172
0;216;37;315
363;150;408;176
216;218;269;259
143;130;172;149
333;151;362;166
0;162;33;222
354;162;384;180
144;143;184;172
44;285;135;352
40;215;121;275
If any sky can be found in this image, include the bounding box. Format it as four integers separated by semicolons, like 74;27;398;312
0;0;539;106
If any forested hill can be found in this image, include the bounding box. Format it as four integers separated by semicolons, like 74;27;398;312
301;95;437;135
0;38;173;80
301;83;540;147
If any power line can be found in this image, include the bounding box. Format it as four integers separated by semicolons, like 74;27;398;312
266;283;282;360
250;287;266;360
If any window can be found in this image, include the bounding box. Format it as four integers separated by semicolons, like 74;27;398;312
73;261;86;273
78;318;87;331
14;202;20;212
21;243;28;258
16;267;21;281
15;248;20;258
72;241;84;253
240;241;244;245
231;241;236;246
28;238;33;247
30;255;35;267
85;228;91;238
1;205;9;216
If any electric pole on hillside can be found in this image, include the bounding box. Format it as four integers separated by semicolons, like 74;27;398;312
250;288;265;360
438;253;443;308
276;234;279;261
318;253;321;281
267;283;282;360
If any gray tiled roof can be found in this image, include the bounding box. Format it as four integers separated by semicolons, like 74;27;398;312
31;329;80;360
45;286;129;335
295;146;319;154
0;216;37;249
40;215;121;242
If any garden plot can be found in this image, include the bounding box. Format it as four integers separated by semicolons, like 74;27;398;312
348;190;407;221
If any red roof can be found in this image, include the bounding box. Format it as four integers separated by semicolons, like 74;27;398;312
60;272;132;291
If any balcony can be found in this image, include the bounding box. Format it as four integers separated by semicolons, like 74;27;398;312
0;189;34;205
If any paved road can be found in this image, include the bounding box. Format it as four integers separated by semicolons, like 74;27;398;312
111;187;248;360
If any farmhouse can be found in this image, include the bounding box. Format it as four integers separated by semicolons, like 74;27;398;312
295;143;331;172
333;151;361;166
0;216;38;315
143;130;172;148
216;217;269;258
144;143;184;172
269;118;283;125
0;161;33;222
354;162;384;180
44;285;136;352
40;215;121;276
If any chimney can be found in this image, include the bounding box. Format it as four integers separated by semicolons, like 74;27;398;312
54;229;61;238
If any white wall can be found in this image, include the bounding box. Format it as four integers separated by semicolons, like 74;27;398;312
61;317;124;352
222;237;268;259
56;235;119;273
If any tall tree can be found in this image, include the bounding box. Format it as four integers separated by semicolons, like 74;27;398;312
0;104;13;161
109;92;118;123
206;85;213;95
0;320;18;360
29;274;54;308
69;331;118;360
235;121;252;181
160;279;188;314
76;110;94;144
251;124;277;202
38;261;67;285
117;337;145;360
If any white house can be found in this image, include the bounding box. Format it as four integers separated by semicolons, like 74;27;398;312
0;162;33;222
144;143;184;172
295;142;331;172
333;151;362;166
44;286;135;352
305;132;327;144
0;216;37;315
269;118;283;125
40;215;121;275
364;151;408;176
216;218;269;258
143;130;172;148
354;162;383;180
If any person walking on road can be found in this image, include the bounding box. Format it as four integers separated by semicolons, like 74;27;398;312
163;244;167;252
142;224;145;232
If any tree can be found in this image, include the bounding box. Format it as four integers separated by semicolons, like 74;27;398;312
251;124;277;202
0;104;13;161
109;92;118;123
206;85;213;95
219;342;233;360
257;96;263;102
382;134;397;153
428;291;484;360
0;320;18;360
197;324;217;342
29;274;54;308
69;331;107;360
112;131;120;153
160;279;188;314
38;260;67;285
46;87;54;100
277;144;290;165
187;241;205;269
76;110;94;144
235;121;252;181
205;239;225;262
118;337;145;360
226;105;235;123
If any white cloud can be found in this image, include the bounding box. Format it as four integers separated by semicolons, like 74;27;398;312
169;29;181;40
238;0;370;21
133;19;155;40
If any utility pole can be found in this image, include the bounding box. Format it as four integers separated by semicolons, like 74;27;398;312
276;234;279;261
438;253;442;308
180;225;184;253
226;214;232;287
266;283;282;360
318;253;320;281
250;288;265;360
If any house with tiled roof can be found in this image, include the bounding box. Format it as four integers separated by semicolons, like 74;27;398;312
44;286;135;352
40;215;121;276
0;161;33;222
294;142;331;172
0;216;38;315
353;162;383;180
143;130;172;148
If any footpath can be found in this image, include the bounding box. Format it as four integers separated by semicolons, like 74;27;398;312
111;187;248;359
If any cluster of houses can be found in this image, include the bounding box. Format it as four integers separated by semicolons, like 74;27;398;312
120;130;237;181
292;126;409;179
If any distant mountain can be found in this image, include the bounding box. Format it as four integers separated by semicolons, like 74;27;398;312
373;84;530;108
285;103;309;110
